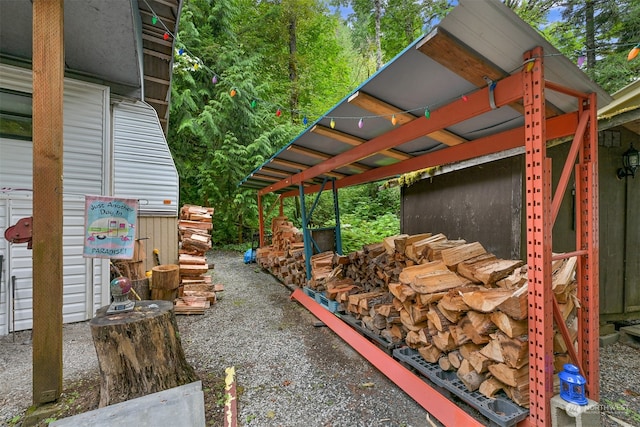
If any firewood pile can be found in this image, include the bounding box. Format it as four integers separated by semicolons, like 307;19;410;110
257;231;580;408
255;216;306;285
175;204;218;314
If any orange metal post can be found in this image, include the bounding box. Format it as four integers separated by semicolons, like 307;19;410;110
577;92;599;400
523;47;554;426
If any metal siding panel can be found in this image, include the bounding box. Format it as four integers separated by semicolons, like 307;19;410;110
7;200;33;331
0;65;110;332
0;199;6;334
62;82;106;195
113;102;179;215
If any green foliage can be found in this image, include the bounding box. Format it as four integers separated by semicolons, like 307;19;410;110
167;0;640;249
340;211;399;253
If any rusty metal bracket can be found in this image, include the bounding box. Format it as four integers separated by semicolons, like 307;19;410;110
4;216;33;249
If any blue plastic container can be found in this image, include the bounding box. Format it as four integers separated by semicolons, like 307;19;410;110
558;363;588;405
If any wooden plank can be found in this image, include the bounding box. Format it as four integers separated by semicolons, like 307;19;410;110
32;0;65;405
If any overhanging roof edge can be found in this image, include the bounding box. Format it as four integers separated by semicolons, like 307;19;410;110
238;34;428;189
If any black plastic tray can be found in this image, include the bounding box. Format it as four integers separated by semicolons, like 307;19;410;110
393;347;529;427
336;313;400;354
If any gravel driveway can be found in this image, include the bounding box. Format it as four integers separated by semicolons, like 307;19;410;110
1;250;639;426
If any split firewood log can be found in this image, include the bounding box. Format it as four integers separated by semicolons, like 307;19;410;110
457;359;486;392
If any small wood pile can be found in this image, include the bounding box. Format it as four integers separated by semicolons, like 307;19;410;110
175;204;216;314
255;216;306;286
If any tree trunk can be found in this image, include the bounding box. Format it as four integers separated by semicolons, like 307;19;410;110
90;301;197;407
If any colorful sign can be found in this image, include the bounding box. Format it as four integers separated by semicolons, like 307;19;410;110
84;195;137;259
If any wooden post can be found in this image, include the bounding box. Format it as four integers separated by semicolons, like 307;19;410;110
32;0;64;405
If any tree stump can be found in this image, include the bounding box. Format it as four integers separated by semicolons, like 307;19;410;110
90;300;197;407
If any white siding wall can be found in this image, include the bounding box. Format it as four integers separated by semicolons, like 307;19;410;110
113;101;179;216
0;64;109;334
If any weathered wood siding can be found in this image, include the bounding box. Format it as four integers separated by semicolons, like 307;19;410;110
137;216;179;274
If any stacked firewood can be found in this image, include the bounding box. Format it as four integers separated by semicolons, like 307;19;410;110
256;229;578;408
175;204;216;314
328;234;578;408
255;216;306;285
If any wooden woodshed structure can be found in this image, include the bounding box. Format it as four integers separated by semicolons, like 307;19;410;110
240;0;613;425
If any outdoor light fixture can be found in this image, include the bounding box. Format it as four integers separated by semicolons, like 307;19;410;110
617;142;640;179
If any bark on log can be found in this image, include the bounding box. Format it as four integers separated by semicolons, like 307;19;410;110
90;301;197;407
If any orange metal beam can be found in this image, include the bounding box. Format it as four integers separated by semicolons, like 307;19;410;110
259;72;525;196
279;112;578;199
291;289;483;427
524;47;553;426
577;92;599;400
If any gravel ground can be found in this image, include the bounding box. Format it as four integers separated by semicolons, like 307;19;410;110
1;250;639;426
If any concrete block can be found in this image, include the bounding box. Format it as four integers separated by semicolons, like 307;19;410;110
599;323;616;336
599;332;619;347
51;381;204;427
551;395;601;427
619;325;640;349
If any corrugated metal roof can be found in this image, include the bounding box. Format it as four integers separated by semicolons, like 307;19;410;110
239;0;612;195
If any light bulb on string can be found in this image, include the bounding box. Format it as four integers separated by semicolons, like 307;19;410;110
628;44;640;61
462;95;468;102
525;60;535;72
230;89;237;97
358;118;364;129
163;32;170;41
276;108;282;117
391;115;397;126
330;118;336;129
194;63;200;71
424;108;430;119
211;75;218;84
178;48;184;55
303;116;308;125
251;100;257;109
152;16;158;25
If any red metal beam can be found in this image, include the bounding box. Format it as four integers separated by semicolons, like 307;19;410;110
577;92;599;400
551;110;589;223
290;288;483;427
280;112;579;199
551;250;587;261
545;80;590;101
552;295;584;376
524;48;553;426
259;72;525;196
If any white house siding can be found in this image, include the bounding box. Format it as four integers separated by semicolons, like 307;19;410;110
112;101;179;216
112;101;180;273
0;64;109;334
